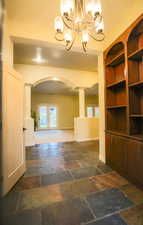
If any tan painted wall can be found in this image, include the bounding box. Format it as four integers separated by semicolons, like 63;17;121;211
7;1;143;51
31;93;98;129
74;117;99;141
85;95;99;106
3;13;13;67
14;64;98;88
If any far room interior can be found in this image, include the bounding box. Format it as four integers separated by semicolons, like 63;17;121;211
1;1;143;225
13;41;99;146
31;80;99;144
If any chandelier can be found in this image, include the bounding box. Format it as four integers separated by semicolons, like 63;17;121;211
54;0;105;52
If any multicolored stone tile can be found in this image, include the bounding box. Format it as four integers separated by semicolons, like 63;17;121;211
60;177;99;199
63;160;81;170
120;204;143;225
19;185;63;210
41;171;73;186
13;176;41;191
3;140;143;225
91;172;129;190
95;160;113;174
86;188;134;219
87;214;128;225
26;160;49;168
2;208;42;225
42;198;94;225
1;191;21;216
119;184;143;204
24;167;55;177
71;167;101;180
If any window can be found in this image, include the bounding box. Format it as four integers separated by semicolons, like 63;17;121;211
86;106;99;118
38;105;57;129
39;106;48;128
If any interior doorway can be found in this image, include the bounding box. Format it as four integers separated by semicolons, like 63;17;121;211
38;105;57;129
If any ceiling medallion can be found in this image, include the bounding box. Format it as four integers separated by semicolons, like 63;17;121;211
54;0;105;52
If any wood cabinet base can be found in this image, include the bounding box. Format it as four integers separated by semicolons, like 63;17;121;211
106;132;143;189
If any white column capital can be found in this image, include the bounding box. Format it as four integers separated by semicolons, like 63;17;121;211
24;83;33;87
77;87;87;91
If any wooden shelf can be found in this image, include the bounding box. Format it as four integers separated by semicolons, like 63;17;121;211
130;115;143;118
106;79;125;88
105;16;143;189
106;52;125;67
106;130;143;142
129;80;143;88
106;130;128;137
128;48;143;61
106;105;127;109
130;134;143;141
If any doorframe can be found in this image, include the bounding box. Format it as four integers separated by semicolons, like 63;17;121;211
37;104;58;130
0;0;5;197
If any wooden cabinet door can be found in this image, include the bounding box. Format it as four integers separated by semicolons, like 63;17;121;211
126;140;143;186
110;135;127;174
105;134;111;165
137;143;143;185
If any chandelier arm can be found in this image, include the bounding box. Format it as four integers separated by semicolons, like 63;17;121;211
94;13;103;24
63;15;74;22
66;32;76;51
62;16;73;30
82;42;87;53
55;32;64;41
89;32;105;42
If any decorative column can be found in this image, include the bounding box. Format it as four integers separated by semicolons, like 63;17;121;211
78;87;85;118
24;84;35;146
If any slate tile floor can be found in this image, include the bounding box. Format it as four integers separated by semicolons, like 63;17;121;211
1;140;143;225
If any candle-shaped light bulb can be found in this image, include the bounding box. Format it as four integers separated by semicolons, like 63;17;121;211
55;16;63;32
64;29;72;42
82;30;89;43
61;0;74;16
96;20;104;33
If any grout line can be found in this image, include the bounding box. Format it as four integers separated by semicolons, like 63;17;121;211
68;169;76;181
77;160;83;168
40;175;42;187
83;197;96;220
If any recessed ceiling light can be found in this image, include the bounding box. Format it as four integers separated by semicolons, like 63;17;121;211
53;77;59;81
32;56;46;64
32;47;46;64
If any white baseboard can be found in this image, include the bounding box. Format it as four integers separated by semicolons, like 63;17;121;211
75;137;99;142
36;127;74;131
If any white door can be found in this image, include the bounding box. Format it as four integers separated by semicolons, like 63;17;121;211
38;105;57;129
2;66;25;196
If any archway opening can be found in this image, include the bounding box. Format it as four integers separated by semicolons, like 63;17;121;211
31;79;78;143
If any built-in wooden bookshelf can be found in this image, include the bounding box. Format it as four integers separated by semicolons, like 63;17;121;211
104;14;143;188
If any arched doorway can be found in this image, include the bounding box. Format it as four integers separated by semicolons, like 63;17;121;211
31;78;78;143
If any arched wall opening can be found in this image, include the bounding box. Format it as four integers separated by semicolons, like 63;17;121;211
26;76;99;144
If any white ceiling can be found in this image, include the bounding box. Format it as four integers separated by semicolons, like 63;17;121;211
6;0;143;51
6;0;143;72
14;42;98;72
32;80;98;96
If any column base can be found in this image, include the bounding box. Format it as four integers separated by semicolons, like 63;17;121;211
24;118;35;147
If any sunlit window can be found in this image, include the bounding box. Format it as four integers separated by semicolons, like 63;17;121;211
86;106;99;118
38;105;57;129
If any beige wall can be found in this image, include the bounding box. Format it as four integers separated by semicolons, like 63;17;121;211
7;1;143;51
14;64;98;88
85;95;99;106
74;117;99;141
31;93;98;130
3;13;13;67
